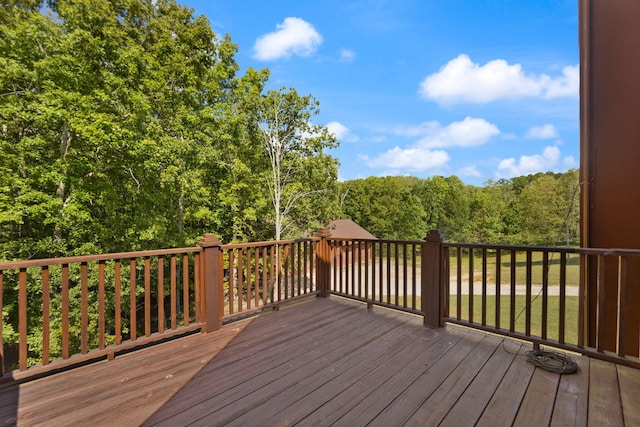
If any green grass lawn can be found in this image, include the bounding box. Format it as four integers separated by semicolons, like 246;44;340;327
448;294;580;345
447;250;580;286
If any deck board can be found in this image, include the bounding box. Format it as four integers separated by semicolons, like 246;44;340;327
618;364;640;426
588;359;624;427
513;365;561;426
438;340;524;426
0;296;637;426
551;355;589;426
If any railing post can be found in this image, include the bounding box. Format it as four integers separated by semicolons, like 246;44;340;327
198;234;224;332
422;230;444;327
315;228;332;297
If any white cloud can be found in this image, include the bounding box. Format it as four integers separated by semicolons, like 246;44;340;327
394;117;500;148
544;65;579;99
364;147;450;171
340;48;355;62
419;54;579;104
326;121;350;139
326;121;360;142
496;145;577;178
459;165;482;178
525;124;558;139
253;17;322;60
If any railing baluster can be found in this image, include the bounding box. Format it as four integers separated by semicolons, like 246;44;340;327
303;242;309;294
170;256;177;329
495;249;501;330
228;250;235;315
62;264;70;357
456;247;462;320
350;241;355;296
394;243;399;306
403;243;408;308
365;242;370;300
525;251;532;337
597;254;606;352
559;252;566;344
115;260;122;344
578;253;586;349
238;250;244;312
510;251;516;333
277;245;282;302
297;242;302;297
42;266;50;365
386;242;391;304
618;256;627;357
412;244;417;310
284;245;290;300
144;257;151;337
254;247;260;306
378;242;383;303
290;244;296;298
269;246;275;303
157;257;164;334
468;250;474;323
98;261;106;349
443;246;449;319
183;254;190;326
353;241;362;297
0;270;4;374
81;262;89;354
19;268;27;370
481;248;487;326
194;252;201;324
129;259;137;341
246;249;252;310
262;247;268;303
542;251;549;340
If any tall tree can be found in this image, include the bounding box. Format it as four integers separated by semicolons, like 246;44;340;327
258;87;338;240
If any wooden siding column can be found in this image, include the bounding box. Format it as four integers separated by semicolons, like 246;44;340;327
422;230;444;327
315;228;332;297
198;234;224;332
580;0;640;354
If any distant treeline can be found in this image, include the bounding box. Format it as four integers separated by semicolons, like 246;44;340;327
338;169;580;246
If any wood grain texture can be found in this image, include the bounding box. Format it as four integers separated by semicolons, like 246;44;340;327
0;296;636;427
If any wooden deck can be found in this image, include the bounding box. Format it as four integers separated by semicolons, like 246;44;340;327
1;297;638;426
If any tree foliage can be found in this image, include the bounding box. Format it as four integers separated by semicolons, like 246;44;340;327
338;170;580;245
0;0;340;260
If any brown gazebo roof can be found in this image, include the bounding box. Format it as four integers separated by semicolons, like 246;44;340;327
328;219;378;240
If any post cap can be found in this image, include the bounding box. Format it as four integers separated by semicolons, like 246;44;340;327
198;233;222;247
425;229;445;242
315;228;332;238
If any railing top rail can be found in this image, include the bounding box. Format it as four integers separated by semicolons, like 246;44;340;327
0;247;202;270
443;242;640;257
222;237;319;250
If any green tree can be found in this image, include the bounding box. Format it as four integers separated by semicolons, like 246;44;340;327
339;176;426;240
258;87;339;240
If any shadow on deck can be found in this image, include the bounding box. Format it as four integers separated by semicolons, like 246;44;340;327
1;296;638;426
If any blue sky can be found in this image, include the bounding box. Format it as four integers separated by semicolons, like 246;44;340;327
190;0;579;186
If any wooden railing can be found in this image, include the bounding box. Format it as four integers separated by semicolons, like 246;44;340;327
326;231;640;369
0;247;202;377
325;230;443;325
443;243;640;367
0;234;320;378
328;238;423;314
1;229;638;378
221;238;320;321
